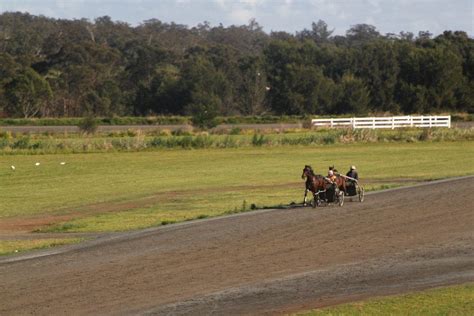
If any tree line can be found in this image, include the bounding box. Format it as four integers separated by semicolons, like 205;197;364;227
0;12;472;119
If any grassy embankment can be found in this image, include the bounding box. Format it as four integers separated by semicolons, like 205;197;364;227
296;283;474;316
1;127;473;154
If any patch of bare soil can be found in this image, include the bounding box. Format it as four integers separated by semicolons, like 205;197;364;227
1;177;472;315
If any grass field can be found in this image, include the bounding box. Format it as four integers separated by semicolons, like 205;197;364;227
296;283;474;315
1;141;473;236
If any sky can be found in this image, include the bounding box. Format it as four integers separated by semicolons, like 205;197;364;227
1;0;472;36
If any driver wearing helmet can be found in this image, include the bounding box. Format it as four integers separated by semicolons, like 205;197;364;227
346;165;358;181
328;169;337;182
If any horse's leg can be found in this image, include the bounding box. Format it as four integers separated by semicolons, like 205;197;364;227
303;189;308;206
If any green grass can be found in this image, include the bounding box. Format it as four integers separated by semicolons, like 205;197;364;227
296;283;474;315
0;238;83;256
1;141;473;234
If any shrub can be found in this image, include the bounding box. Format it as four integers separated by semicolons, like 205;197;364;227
178;136;193;148
192;135;214;148
0;138;9;149
418;128;433;141
322;134;336;144
252;133;267;146
148;137;164;148
241;200;248;212
220;136;237;148
13;136;31;149
126;129;138;137
171;129;192;136
229;127;242;135
78;116;98;134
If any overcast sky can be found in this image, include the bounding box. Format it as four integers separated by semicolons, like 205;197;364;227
1;0;472;36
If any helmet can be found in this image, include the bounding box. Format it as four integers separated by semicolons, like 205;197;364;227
351;165;356;170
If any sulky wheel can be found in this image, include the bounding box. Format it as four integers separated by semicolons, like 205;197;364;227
358;186;365;202
338;191;344;206
312;195;321;208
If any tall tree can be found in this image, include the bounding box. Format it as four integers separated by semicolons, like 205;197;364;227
353;41;400;112
334;73;370;114
346;24;381;44
5;67;52;117
297;20;334;43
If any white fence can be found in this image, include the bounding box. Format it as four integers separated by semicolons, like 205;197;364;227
311;115;451;129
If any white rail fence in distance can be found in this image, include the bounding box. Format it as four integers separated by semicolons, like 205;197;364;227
311;115;451;129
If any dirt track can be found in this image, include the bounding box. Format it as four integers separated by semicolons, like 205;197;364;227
0;177;473;315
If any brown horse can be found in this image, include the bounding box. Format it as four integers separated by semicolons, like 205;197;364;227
328;165;347;194
331;174;347;194
301;165;327;206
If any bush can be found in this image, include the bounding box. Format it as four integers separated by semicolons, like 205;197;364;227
78;116;98;134
0;137;9;149
13;136;31;149
178;136;193;148
171;129;192;136
192;135;214;148
322;134;336;144
252;134;267;146
229;127;242;135
220;136;237;148
418;128;433;141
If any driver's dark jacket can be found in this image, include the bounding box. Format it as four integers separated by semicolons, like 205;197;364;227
346;170;358;180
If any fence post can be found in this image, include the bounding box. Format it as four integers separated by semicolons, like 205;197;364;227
391;116;395;129
372;117;375;129
352;117;356;129
330;119;333;128
448;116;451;128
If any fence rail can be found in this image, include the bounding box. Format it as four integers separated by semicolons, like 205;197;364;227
311;115;451;129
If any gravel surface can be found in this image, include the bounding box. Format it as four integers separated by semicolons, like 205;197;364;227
0;176;473;315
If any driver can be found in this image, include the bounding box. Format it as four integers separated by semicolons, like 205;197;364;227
328;169;337;182
346;165;358;181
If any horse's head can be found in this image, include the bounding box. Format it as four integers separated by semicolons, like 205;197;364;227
302;165;314;179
